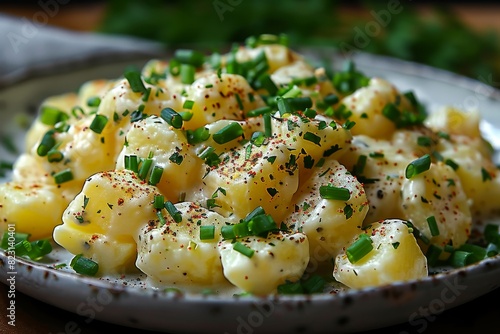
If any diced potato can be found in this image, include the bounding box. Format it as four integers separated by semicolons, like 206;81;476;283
136;202;234;287
340;77;415;139
284;158;368;265
186;135;299;222
115;115;203;202
218;231;309;295
333;219;428;289
53;170;162;274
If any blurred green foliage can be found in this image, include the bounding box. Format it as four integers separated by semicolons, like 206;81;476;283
98;0;500;84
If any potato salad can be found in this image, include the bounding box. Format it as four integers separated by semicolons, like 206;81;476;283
1;34;500;296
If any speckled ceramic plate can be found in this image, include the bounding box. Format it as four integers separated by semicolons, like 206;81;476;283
1;49;500;334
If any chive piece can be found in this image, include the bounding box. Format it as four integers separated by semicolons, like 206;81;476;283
319;185;350;201
157;211;167;226
484;224;500;245
138;158;153;180
277;281;304;295
369;152;384;158
235;93;244;111
124;69;147;94
448;250;474;268
87;96;101;107
200;225;216;240
353;155;367;176
165;201;182;223
186;127;210;144
47;149;64;163
232;221;252;238
324;94;339;106
174;49;205;67
303;132;321;146
486;243;499;257
153;195;165;209
37;130;56;156
263;112;272;138
247;106;272;117
89;114;108;134
302;274;326;294
405;154;431;179
212;122;244;144
39;106;67;126
481;167;492;182
70;254;99;276
149;166;164;186
288;97;312;111
161;107;183;129
233;242;254;258
1;232;30;249
276;97;293;116
426;244;443;267
427;216;440;237
53;169;73;184
221;225;236;240
183;100;195;110
180;64;196;84
124;155;139;172
248;214;276;235
243;206;267;223
417;136;432;147
444;159;459;171
257;74;278;96
346;234;373;263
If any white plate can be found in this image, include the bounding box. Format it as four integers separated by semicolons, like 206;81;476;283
1;49;500;334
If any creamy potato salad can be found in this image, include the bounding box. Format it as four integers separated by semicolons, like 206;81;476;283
1;34;500;295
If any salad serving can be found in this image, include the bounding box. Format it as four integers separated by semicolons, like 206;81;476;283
1;34;499;297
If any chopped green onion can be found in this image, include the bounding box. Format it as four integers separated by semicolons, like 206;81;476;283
481;167;492;182
138;157;153;180
302;274;326;294
277;281;304;295
457;244;487;263
180;64;196;84
39;106;67;126
319;185;350;201
212;122;244;144
303;132;321;146
426;244;443;267
165;201;182;223
257;74;278;95
486;243;499;257
1;232;30;249
235;93;244;111
47;149;64;163
221;225;236;240
248;214;277;235
53;169;73;184
89;114;108;134
153;195;165;209
186;127;210;144
263;112;272;138
427;216;440;237
276;97;293;116
160;107;183;129
484;224;500;245
124;155;139;172
183;100;195;110
346;233;373;263
70;254;99;276
405;154;431;179
247;106;272;117
174;49;205;67
444;159;459;171
87;96;101;107
148;165;164;186
324;94;339;106
37;130;56;156
417;136;432;147
124;68;148;94
448;250;474;268
200;225;216;240
233;242;254;258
